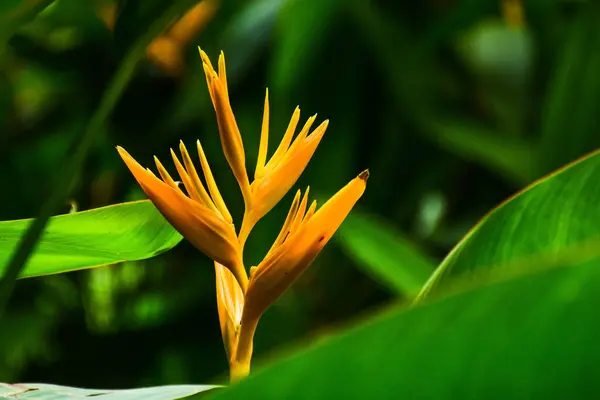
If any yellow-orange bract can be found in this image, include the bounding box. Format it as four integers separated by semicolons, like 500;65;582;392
117;50;368;382
116;143;247;291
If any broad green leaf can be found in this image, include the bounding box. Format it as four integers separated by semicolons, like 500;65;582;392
337;212;435;296
212;256;600;399
417;149;600;300
0;200;182;278
539;3;600;173
0;382;219;398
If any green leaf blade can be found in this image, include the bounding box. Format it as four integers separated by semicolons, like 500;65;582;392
418;149;600;299
0;200;182;278
212;258;600;399
337;212;436;296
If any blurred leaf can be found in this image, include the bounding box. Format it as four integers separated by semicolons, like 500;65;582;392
458;21;533;85
113;0;168;56
336;212;435;296
347;0;436;124
271;0;340;92
212;256;600;399
423;117;535;185
539;3;600;173
0;0;55;53
0;383;219;398
417;149;600;300
0;200;182;278
221;0;285;83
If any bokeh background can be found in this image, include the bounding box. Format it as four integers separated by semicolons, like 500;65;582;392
2;0;600;388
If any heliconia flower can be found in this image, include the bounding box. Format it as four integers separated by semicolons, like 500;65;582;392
245;90;329;236
198;49;329;244
231;170;369;376
199;49;252;204
116;142;248;291
215;262;244;358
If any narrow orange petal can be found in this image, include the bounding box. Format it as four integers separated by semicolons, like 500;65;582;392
170;148;203;203
179;141;218;213
218;51;229;100
288;186;310;236
282;114;318;164
215;261;244;359
255;88;270;181
243;170;368;321
199;47;215;72
117;146;247;290
154;156;181;192
210;73;252;202
250;120;327;221
303;199;317;223
266;106;300;172
265;189;301;257
201;62;217;108
197;140;233;223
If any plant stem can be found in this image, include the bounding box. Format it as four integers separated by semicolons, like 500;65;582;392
230;316;258;382
238;210;256;250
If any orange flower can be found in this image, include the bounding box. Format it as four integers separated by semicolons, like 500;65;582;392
119;49;369;383
199;50;252;203
117;142;247;291
230;170;369;380
248;91;329;235
215;262;244;358
199;49;329;245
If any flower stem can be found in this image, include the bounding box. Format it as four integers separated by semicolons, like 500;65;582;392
230;316;258;382
238;210;256;250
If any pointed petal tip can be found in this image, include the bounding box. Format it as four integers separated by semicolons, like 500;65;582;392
116;146;134;161
358;169;370;182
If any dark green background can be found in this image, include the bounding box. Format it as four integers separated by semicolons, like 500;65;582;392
1;0;599;388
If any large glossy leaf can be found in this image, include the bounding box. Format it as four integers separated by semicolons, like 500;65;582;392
337;211;435;296
0;200;182;278
211;256;600;399
0;383;219;399
207;149;600;399
417;149;600;300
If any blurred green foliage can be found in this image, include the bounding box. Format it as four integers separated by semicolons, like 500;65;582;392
1;0;599;390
